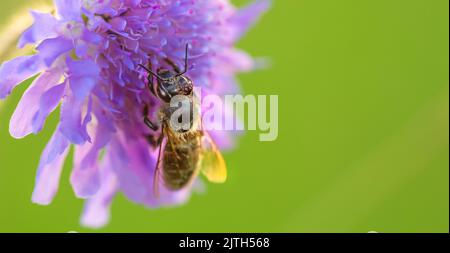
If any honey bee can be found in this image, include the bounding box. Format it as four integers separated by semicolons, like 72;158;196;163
139;44;227;196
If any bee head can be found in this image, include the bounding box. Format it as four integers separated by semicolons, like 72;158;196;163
155;70;193;103
139;44;193;103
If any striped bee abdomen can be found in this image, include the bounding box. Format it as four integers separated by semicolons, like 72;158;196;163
162;133;201;191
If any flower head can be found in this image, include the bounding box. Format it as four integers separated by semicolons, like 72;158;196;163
0;0;269;228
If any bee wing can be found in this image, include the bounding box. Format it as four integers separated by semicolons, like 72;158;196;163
153;126;167;198
199;131;227;183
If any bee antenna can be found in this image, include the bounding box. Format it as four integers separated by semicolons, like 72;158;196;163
176;43;189;77
138;64;165;81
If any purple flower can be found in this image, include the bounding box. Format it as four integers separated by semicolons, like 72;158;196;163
0;0;269;228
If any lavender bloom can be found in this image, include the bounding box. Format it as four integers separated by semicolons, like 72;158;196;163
0;0;269;228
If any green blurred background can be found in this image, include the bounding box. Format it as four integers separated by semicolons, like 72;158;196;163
0;0;448;232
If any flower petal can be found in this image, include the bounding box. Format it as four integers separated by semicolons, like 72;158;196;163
18;11;60;48
9;69;62;138
37;37;73;67
80;156;118;229
71;145;101;198
60;90;91;144
231;0;271;40
67;58;101;77
32;127;70;205
32;82;66;134
0;55;44;99
70;76;98;101
70;120;112;198
67;58;100;101
220;49;254;72
110;135;191;208
54;0;83;21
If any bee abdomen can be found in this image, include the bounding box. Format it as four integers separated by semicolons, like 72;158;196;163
162;137;201;191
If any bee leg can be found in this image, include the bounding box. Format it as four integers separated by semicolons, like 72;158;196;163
143;104;159;131
141;61;157;97
145;65;158;97
144;125;164;148
164;58;181;74
156;130;164;145
144;134;158;148
153;124;165;198
144;116;159;131
147;74;157;97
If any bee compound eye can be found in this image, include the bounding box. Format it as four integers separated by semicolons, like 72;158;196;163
180;77;193;95
157;86;172;103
